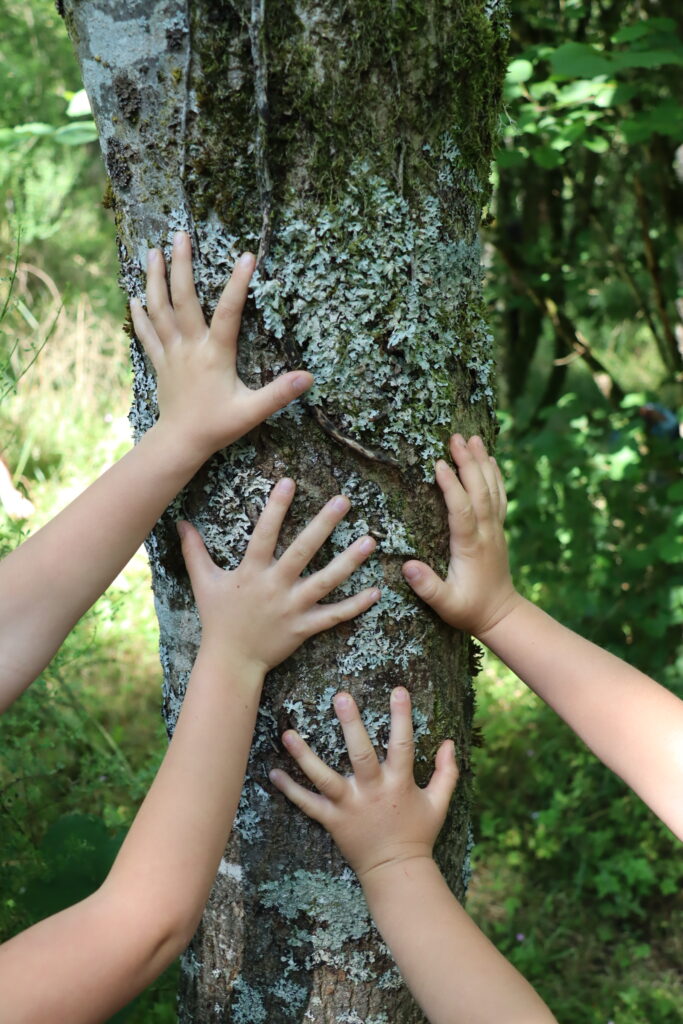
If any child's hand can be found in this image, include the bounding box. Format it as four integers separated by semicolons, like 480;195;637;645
269;688;458;880
130;232;313;461
177;479;380;673
401;434;522;639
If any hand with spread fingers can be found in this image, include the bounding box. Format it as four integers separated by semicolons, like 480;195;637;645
271;689;558;1024
402;433;522;639
178;478;381;674
130;232;312;461
401;434;683;842
0;230;314;715
270;687;457;879
0;482;381;1024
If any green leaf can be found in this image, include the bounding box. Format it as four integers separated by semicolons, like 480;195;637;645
612;18;677;44
528;79;558;101
531;146;565;169
549;43;614;79
583;135;610;153
613;49;683;71
53;121;98;145
620;103;683;144
506;59;534;84
12;122;55;136
555;79;613;108
495;147;528;168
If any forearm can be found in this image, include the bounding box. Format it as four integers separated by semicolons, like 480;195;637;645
361;857;557;1024
0;421;205;712
480;598;683;838
103;642;263;939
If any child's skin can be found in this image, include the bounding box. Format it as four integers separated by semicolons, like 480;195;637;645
402;434;683;841
0;484;380;1023
271;690;558;1024
272;433;682;1022
0;235;381;1021
0;231;313;715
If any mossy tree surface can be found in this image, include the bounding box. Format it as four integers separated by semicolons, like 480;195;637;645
63;1;508;1020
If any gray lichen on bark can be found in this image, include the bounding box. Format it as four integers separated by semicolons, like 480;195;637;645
63;0;508;1020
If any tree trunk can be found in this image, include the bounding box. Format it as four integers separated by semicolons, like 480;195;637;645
62;2;508;1020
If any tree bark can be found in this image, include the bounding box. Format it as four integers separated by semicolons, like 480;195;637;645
62;2;508;1020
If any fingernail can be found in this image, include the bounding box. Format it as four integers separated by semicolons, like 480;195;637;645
268;769;280;783
173;230;186;247
290;373;311;395
403;564;420;581
276;477;295;496
129;296;141;309
370;589;381;602
453;433;466;447
331;495;349;512
147;248;159;264
176;520;189;539
334;692;352;710
358;536;375;554
282;730;299;748
239;251;255;267
392;686;410;702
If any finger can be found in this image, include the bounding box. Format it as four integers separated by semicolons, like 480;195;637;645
169;231;206;340
386;686;415;775
280;730;347;801
209;252;256;349
235;370;314;430
145;247;177;342
333;692;381;782
491;457;508;522
402;561;451;618
269;767;330;824
130;297;163;368
425;739;459;815
177;520;220;589
299;534;376;602
448;434;493;523
434;458;478;553
305;586;381;634
277;494;351;578
467;435;500;518
245;478;296;565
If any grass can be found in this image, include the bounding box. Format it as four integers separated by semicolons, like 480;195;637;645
469;655;683;1024
1;248;680;1023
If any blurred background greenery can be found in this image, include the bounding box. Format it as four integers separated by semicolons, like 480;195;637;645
0;1;681;1022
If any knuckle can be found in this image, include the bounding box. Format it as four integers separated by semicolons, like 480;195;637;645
291;540;312;561
214;298;240;322
352;746;375;768
315;772;337;797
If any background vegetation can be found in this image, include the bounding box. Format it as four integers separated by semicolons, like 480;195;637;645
1;1;681;1021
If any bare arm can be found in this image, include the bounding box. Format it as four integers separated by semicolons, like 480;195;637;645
0;480;380;1024
0;233;312;713
271;690;557;1024
402;433;683;840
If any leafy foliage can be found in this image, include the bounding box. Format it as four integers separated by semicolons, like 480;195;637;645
470;394;683;1022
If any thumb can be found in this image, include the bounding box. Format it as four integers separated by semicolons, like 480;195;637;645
426;740;459;812
177;520;218;588
402;560;449;616
247;371;313;425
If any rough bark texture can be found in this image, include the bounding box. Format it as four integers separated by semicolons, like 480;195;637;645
63;2;508;1020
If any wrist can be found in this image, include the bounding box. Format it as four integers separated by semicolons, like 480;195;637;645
356;849;437;889
149;417;216;472
476;590;527;646
194;635;266;690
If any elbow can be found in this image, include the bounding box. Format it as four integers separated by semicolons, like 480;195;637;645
96;882;203;986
